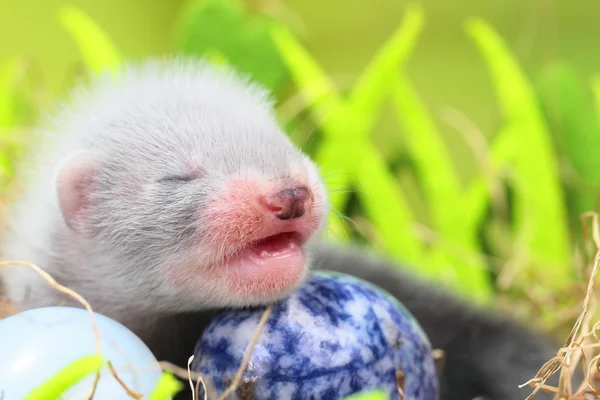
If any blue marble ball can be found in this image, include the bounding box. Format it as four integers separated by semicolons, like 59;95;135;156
192;271;439;400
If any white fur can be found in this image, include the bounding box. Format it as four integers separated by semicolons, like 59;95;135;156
0;57;328;332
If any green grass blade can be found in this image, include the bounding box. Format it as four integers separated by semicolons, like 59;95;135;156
392;75;465;238
538;64;600;184
314;133;354;241
357;147;424;265
270;24;343;129
462;124;516;231
23;355;104;400
58;6;122;76
343;389;389;400
148;372;184;400
466;18;572;285
462;176;489;233
590;76;600;167
392;74;492;300
538;63;600;219
349;2;424;134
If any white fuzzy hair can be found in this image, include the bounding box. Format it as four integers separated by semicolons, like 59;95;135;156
0;56;327;328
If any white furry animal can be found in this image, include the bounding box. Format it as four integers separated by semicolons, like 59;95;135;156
0;58;559;400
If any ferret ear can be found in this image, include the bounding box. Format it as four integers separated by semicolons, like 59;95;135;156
55;152;98;233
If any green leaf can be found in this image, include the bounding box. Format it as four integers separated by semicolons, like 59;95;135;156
148;372;184;400
392;73;493;300
177;0;289;94
463;123;516;231
23;355;104;400
590;76;600;170
350;2;424;133
270;22;343;129
466;18;572;286
342;389;389;400
537;63;600;219
313;133;355;241
59;6;122;76
392;75;464;237
357;147;425;264
538;64;600;182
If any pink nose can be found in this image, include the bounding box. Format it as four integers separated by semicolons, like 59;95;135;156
262;186;310;220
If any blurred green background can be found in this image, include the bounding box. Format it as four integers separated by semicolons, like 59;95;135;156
2;0;600;337
2;0;599;155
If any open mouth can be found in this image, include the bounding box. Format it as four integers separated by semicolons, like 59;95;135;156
245;232;303;264
219;231;307;296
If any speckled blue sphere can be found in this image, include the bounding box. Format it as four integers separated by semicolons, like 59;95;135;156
192;271;439;400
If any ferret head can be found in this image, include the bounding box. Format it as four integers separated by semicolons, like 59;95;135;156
53;59;328;312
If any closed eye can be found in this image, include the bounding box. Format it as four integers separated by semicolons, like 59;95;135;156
158;167;204;183
158;175;194;183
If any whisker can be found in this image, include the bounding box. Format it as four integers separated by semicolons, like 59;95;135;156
329;210;362;233
302;127;319;150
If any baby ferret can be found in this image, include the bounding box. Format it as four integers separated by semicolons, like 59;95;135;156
0;58;558;400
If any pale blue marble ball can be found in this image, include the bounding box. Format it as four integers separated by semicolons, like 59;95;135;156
192;271;439;400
